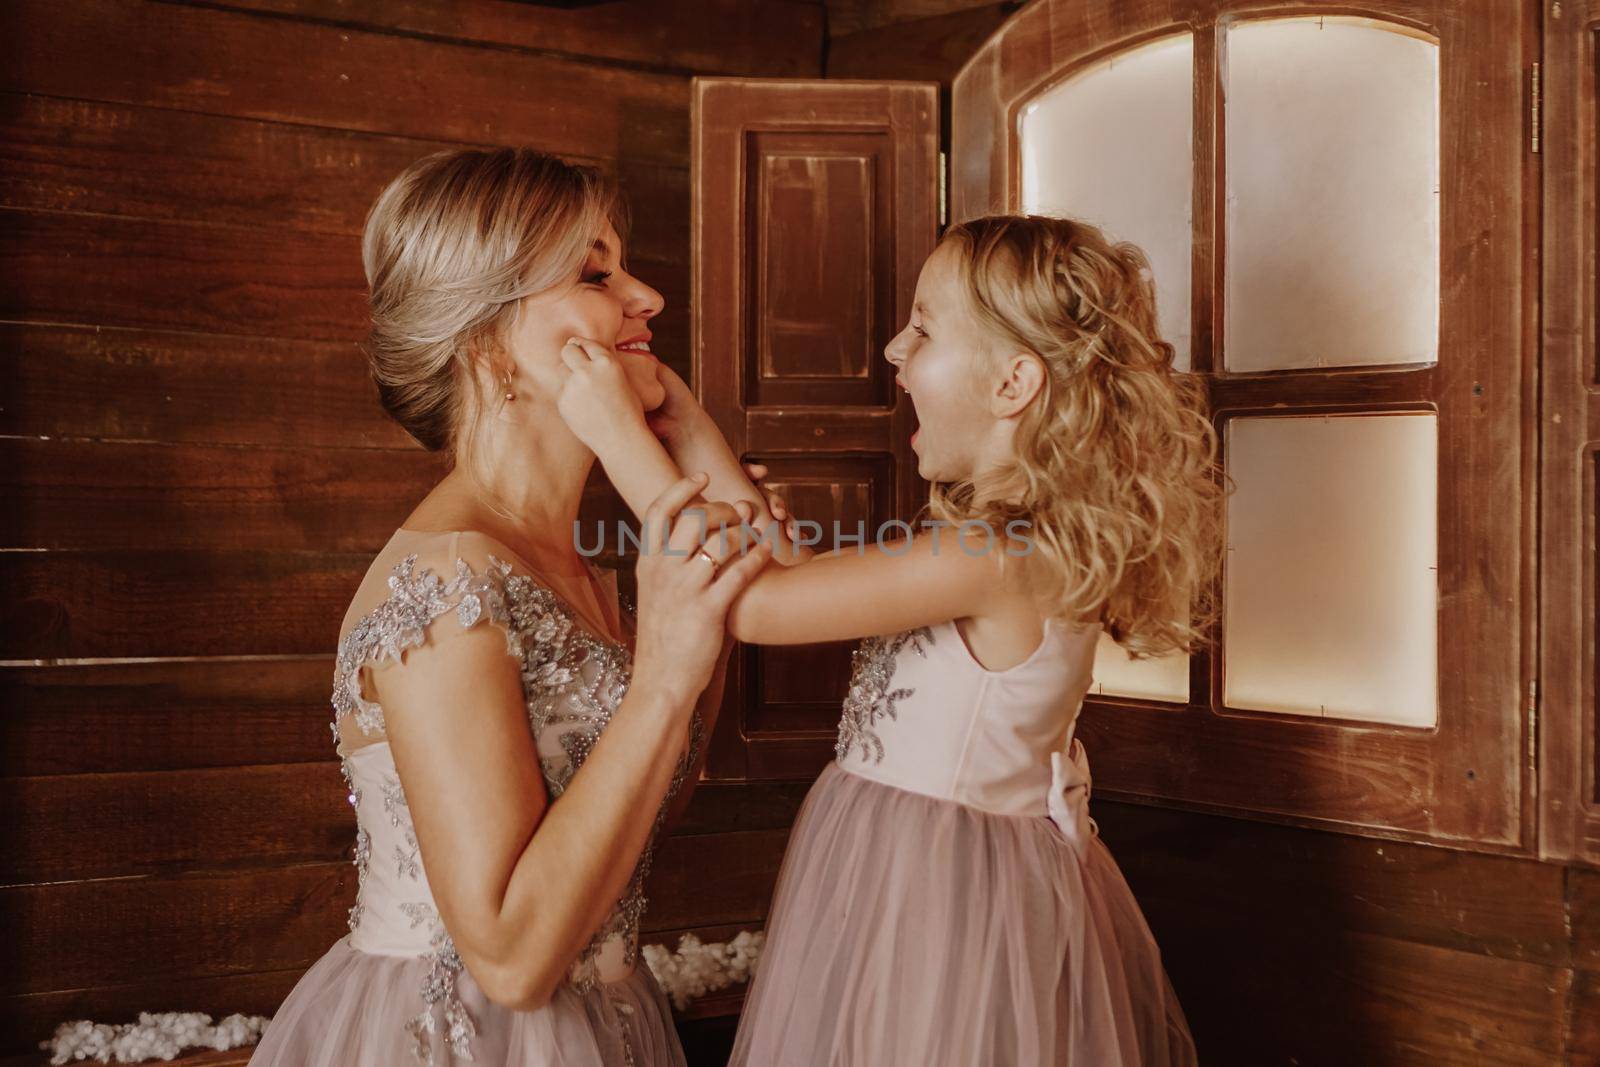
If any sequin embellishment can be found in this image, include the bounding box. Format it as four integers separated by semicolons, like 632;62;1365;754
399;902;477;1065
329;548;702;1053
835;626;935;764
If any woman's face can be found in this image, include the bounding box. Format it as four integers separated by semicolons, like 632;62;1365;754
884;242;1002;483
507;220;668;415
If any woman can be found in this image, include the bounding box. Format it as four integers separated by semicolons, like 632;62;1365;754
249;147;773;1067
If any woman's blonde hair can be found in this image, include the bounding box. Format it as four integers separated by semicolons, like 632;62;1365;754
360;147;625;467
924;214;1226;660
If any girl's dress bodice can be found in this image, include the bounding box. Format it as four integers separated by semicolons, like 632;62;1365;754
833;615;1102;836
730;613;1199;1066
326;529;700;1065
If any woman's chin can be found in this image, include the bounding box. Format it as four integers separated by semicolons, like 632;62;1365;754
638;386;668;413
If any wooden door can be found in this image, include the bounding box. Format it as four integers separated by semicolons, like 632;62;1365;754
691;77;939;779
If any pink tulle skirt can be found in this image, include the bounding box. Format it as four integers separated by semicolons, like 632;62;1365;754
729;762;1198;1066
249;937;685;1066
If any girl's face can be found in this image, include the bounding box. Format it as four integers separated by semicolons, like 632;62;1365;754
884;242;1005;483
507;220;668;416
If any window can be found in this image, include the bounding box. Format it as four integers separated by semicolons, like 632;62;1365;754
955;0;1530;847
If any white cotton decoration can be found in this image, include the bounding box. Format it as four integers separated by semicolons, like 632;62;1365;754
642;930;766;1011
39;1011;271;1064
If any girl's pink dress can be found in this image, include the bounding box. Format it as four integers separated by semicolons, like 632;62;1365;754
729;617;1199;1065
249;529;693;1067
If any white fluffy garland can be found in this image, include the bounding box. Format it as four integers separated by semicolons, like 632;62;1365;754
642;930;765;1011
38;932;763;1062
39;1012;270;1064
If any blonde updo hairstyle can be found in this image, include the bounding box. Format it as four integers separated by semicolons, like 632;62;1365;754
925;214;1226;660
360;147;625;480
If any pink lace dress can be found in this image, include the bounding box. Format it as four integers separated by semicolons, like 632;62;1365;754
729;616;1198;1065
249;529;697;1067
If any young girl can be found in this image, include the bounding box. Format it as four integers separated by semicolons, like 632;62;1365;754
560;214;1217;1064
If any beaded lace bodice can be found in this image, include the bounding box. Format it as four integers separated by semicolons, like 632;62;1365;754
327;530;701;1065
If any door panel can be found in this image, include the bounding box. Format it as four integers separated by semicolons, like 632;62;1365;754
692;77;939;779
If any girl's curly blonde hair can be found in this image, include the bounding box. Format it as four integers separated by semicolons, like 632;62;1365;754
922;214;1226;660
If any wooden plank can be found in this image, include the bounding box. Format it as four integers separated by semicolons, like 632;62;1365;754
0;863;355;996
1162;921;1567;1066
0;209;366;343
0;439;448;552
0;207;690;352
0;768;800;884
4;1042;256;1066
0;830;780;999
191;0;824;79
0;763;350;885
0;440;644;553
0;659;333;776
1572;867;1600;972
0;324;412;449
0;0;691;167
0;93;689;264
827;4;1012;84
1572;969;1600;1065
1537;0;1600;864
0;969;304;1059
670;781;810;836
0;550;367;659
642;829;790;933
1093;799;1571;968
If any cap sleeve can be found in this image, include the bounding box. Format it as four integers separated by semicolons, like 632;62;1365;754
332;533;526;747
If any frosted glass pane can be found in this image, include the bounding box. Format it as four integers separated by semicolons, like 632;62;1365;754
1091;631;1190;703
1020;34;1194;371
1223;414;1438;726
1224;18;1439;371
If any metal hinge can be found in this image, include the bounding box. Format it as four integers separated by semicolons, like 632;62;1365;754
938;150;949;228
1530;62;1541;154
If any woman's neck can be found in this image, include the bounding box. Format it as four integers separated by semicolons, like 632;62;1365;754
407;443;597;575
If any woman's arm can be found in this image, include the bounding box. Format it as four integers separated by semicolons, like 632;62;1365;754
381;635;695;1010
658;628;737;834
564;339;998;645
377;478;771;1011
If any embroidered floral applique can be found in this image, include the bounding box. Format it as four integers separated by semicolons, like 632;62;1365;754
835;626;936;764
399;902;476;1065
328;549;702;1040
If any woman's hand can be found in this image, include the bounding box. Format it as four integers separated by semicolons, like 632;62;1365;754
630;472;771;708
556;336;648;457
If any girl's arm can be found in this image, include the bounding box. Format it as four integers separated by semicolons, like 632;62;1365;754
566;338;1002;644
566;338;810;563
723;522;1012;645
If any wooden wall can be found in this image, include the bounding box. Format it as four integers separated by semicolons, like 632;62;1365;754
6;1;1596;1064
0;0;822;1058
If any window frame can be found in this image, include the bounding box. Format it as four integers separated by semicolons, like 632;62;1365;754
953;0;1535;850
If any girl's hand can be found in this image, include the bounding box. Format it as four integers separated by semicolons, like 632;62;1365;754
742;462;798;542
631;473;771;709
644;361;711;447
556;336;647;456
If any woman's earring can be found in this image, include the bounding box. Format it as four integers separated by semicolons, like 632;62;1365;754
503;368;515;402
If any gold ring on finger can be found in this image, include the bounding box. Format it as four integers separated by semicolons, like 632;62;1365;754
694;546;720;572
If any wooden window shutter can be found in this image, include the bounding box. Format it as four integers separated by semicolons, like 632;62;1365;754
1539;0;1599;863
690;78;939;780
